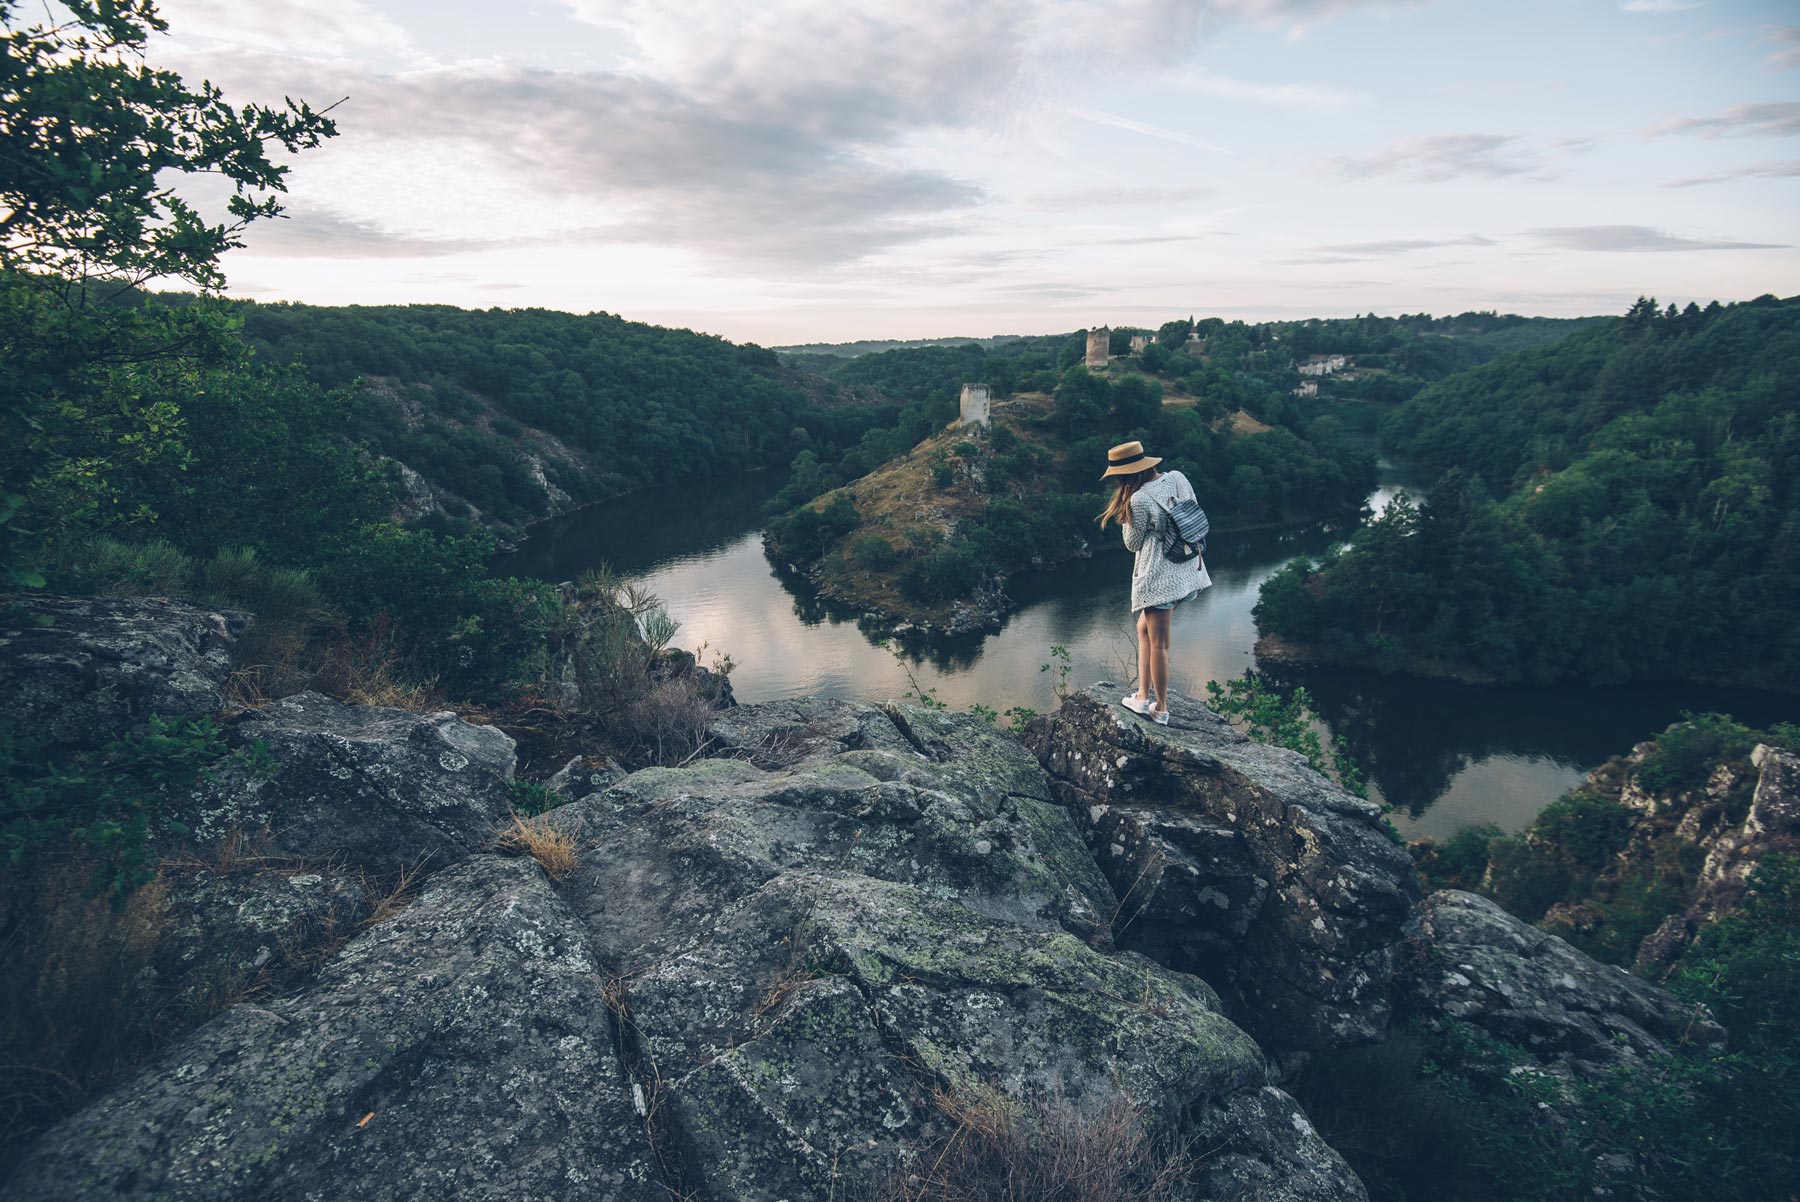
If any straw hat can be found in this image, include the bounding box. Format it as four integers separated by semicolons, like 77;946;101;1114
1101;440;1162;479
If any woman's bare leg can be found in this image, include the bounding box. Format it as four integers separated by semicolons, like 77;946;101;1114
1145;608;1172;711
1134;611;1152;701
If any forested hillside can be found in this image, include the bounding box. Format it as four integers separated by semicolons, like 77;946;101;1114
783;312;1600;416
1256;295;1800;691
224;301;898;533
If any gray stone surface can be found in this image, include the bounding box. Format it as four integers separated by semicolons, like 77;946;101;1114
0;593;248;750
151;863;369;1013
1023;683;1419;1052
8;855;661;1202
7;686;1371;1202
1398;889;1725;1077
553;697;1366;1201
191;691;516;871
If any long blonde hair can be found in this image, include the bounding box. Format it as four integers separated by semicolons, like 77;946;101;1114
1097;466;1159;528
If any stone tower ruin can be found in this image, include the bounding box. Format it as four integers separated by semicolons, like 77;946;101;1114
958;382;991;427
1085;327;1110;369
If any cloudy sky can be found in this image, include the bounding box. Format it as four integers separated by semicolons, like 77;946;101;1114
150;0;1798;344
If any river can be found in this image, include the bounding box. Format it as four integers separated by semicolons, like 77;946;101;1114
502;467;1795;841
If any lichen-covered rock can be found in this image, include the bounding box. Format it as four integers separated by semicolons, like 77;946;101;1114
8;690;1374;1202
0;594;248;751
1191;1084;1373;1201
568;699;1118;952
151;863;369;1012
190;692;515;871
1397;889;1724;1077
6;855;661;1202
1023;683;1419;1052
552;697;1366;1201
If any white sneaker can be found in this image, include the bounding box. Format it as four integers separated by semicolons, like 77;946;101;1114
1121;693;1150;715
1151;707;1171;725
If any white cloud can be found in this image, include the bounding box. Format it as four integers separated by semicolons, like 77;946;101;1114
1762;26;1800;71
1029;186;1222;209
1320;134;1542;181
1172;70;1370;107
1524;225;1784;251
1664;159;1800;187
158;0;421;63
1063;106;1232;152
1315;235;1496;255
1619;1;1702;12
1651;101;1800;138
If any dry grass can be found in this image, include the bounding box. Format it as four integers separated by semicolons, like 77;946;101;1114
0;858;167;1176
870;1083;1196;1202
496;814;582;881
311;617;444;712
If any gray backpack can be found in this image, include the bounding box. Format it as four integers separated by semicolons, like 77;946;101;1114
1154;486;1209;564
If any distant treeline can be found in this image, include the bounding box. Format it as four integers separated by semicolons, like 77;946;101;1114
1256;295;1800;691
224;301;900;530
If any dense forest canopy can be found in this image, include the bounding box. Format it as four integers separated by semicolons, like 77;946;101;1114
218;300;899;528
1256;295;1800;691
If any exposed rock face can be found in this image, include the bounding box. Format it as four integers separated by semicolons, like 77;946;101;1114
9;855;658;1202
20;597;1730;1198
551;696;1365;1200
1023;683;1419;1052
1397;889;1724;1078
0;594;248;751
189;691;516;872
1627;744;1800;973
9;690;1369;1202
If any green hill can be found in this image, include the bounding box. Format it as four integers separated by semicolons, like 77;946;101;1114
231;301;899;535
1255;295;1800;691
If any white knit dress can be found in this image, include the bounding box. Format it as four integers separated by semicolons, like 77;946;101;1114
1122;470;1212;612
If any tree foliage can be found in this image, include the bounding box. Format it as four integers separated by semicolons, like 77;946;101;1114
1257;296;1800;690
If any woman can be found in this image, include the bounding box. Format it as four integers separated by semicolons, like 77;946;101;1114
1097;440;1210;724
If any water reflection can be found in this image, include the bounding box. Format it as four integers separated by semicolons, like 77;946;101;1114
502;469;1797;840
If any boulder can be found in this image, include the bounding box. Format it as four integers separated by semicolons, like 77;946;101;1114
0;594;248;751
7;855;663;1202
190;691;515;871
1024;683;1419;1052
549;697;1366;1201
1397;889;1724;1077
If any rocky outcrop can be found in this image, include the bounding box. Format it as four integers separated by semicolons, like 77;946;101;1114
188;691;516;872
1397;889;1724;1078
1628;743;1800;972
0;594;248;751
9;855;657;1202
8;595;1725;1201
8;686;1368;1202
550;696;1363;1199
1024;683;1419;1053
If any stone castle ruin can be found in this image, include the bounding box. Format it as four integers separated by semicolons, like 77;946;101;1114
1084;326;1110;369
958;382;990;427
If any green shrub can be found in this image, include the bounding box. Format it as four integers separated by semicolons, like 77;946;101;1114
1419;823;1504;889
898;544;982;603
1635;712;1759;795
1532;790;1632;875
850;534;897;570
1;717;268;901
317;523;559;696
767;495;859;561
506;779;560;817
